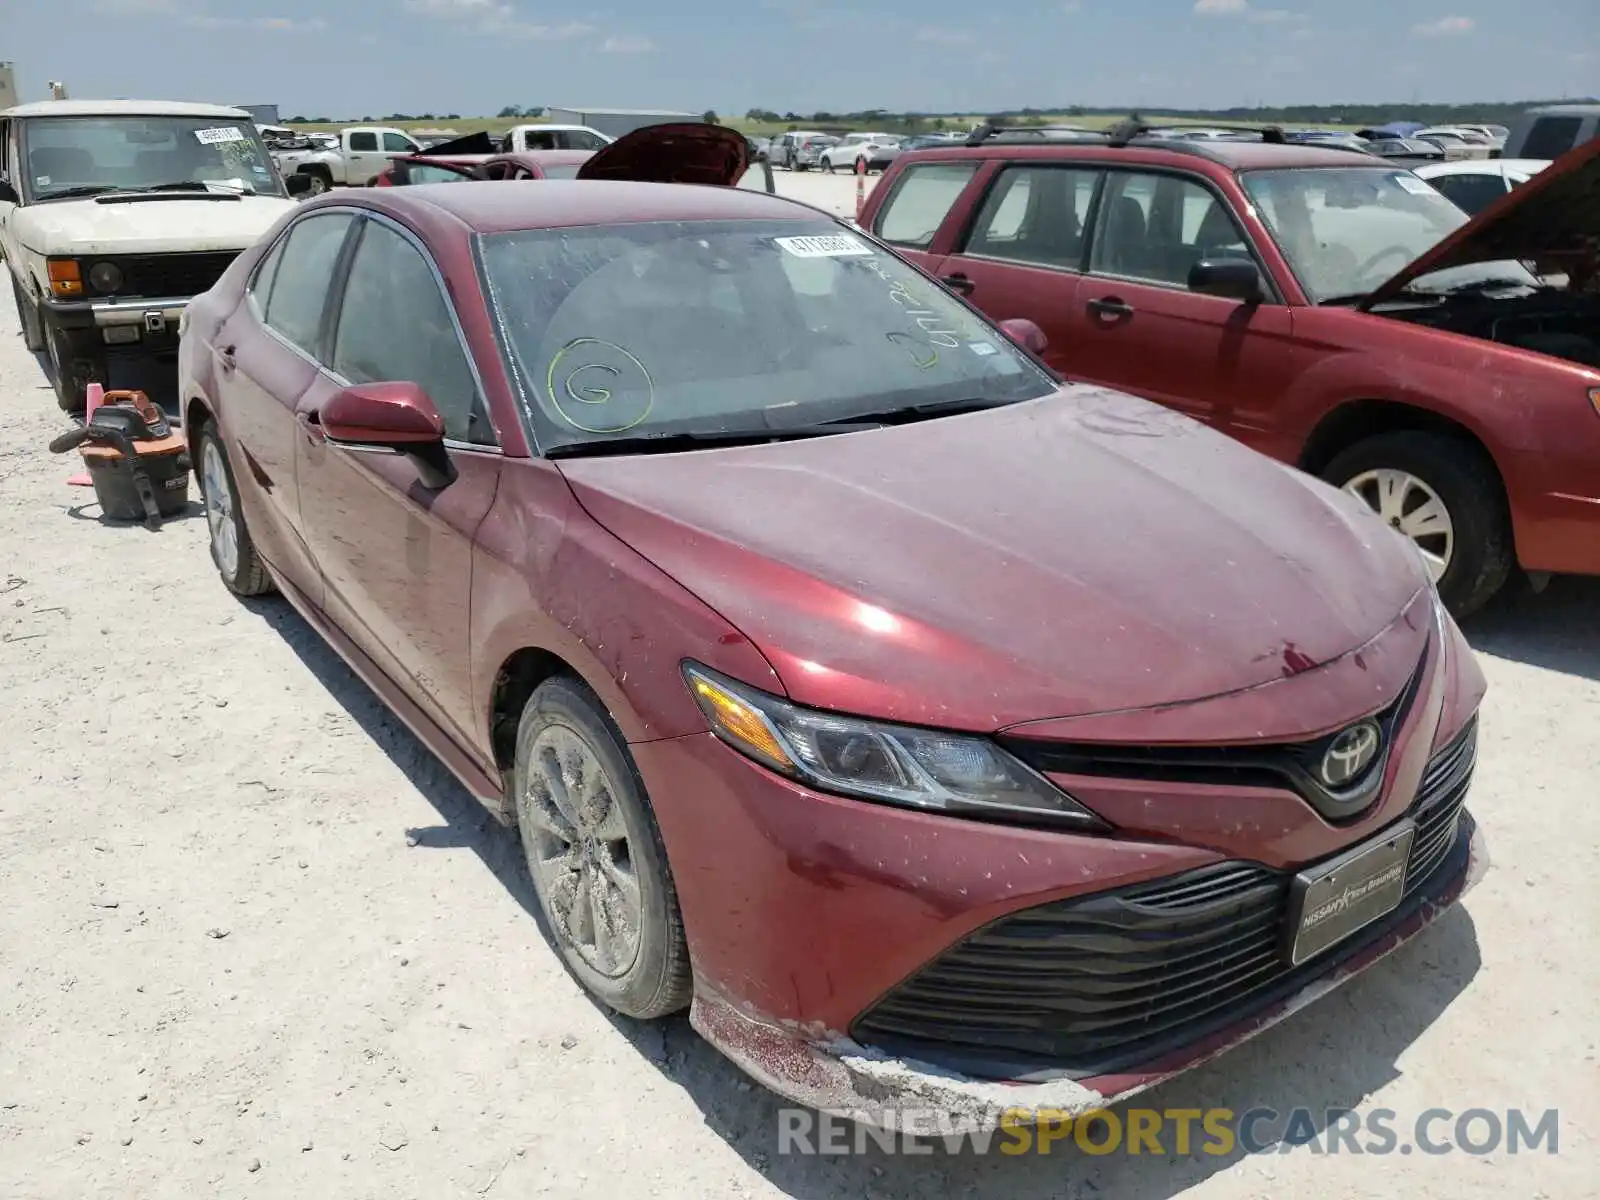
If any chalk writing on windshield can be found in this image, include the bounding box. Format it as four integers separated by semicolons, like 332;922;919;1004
544;338;655;434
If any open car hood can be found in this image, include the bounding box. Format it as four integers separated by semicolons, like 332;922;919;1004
1362;135;1600;307
420;130;497;157
575;122;749;186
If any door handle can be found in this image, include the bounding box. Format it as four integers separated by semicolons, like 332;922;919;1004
217;344;236;373
941;273;976;296
1086;296;1134;318
295;409;323;442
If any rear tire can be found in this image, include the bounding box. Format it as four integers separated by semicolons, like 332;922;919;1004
11;274;45;353
198;422;274;596
301;168;332;196
1323;431;1512;617
512;677;691;1021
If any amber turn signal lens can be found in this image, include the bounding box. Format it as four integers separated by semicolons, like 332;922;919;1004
1589;388;1600;420
688;673;796;770
47;259;83;298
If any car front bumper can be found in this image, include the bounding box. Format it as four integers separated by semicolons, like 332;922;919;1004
631;603;1488;1129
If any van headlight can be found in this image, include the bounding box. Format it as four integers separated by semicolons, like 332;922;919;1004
683;663;1105;828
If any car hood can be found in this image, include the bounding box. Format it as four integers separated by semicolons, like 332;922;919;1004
576;122;748;186
558;387;1426;732
1362;134;1600;308
17;194;298;256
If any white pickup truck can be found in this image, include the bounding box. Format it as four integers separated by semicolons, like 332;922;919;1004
501;124;613;153
271;125;424;193
0;99;304;411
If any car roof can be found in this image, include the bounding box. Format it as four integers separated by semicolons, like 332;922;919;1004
900;138;1382;171
3;98;252;119
1414;158;1551;176
373;178;822;233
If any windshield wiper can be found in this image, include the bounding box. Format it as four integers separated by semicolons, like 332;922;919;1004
800;396;1019;427
141;179;257;195
37;185;133;200
544;425;877;458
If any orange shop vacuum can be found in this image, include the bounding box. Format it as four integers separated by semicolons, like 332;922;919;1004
48;390;191;530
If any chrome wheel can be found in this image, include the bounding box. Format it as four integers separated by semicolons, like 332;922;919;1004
1343;467;1453;581
518;724;642;978
201;438;240;579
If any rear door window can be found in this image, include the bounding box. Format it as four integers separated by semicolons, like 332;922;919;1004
263;212;355;355
1520;116;1583;159
1427;171;1509;216
962;165;1101;269
873;161;980;249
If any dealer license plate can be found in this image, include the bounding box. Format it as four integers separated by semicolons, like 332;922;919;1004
1285;820;1415;966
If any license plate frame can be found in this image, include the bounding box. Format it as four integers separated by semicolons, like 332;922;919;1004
1284;820;1415;966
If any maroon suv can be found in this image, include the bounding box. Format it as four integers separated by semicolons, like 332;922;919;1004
176;124;1487;1131
859;126;1600;614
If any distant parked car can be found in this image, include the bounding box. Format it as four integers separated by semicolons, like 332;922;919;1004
770;131;837;170
501;124;613;153
1366;138;1448;164
1412;128;1493;161
820;133;901;173
1503;104;1600;160
860;129;1600;614
1412;158;1550;215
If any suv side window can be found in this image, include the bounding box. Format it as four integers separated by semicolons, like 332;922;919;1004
382;132;415;153
1090;171;1252;290
1520;116;1582;159
331;220;493;446
1428;171;1509;216
963;165;1101;269
263;213;355;354
347;131;379;152
566;130;608;150
874;162;980;250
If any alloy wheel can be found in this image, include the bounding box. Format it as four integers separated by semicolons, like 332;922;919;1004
1343;467;1454;582
519;724;643;978
201;438;240;579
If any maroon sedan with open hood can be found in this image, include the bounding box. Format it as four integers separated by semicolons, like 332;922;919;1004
176;124;1488;1129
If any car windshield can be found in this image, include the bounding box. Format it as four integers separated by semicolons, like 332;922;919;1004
479;218;1055;453
19;115;285;200
1241;167;1541;302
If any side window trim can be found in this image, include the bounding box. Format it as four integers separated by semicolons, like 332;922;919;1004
954;161;1107;274
323;212;501;450
1084;166;1283;303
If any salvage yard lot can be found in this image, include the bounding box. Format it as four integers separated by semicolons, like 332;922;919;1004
0;170;1594;1196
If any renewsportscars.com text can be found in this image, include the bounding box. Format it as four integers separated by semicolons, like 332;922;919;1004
777;1106;1561;1157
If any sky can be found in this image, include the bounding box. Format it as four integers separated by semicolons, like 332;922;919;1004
5;0;1596;119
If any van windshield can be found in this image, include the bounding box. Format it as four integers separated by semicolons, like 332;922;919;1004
19;115;285;200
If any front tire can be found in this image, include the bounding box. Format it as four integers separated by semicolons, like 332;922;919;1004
198;422;274;596
11;274;45;353
512;677;691;1020
1324;431;1512;617
44;322;92;414
301;168;332;196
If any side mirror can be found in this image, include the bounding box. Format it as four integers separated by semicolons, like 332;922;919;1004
997;317;1048;355
285;173;314;197
0;179;18;204
320;381;457;489
1188;258;1264;303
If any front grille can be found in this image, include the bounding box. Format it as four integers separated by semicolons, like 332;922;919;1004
852;718;1478;1080
1000;646;1429;824
84;252;240;299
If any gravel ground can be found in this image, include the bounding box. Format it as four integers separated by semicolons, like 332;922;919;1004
0;178;1594;1199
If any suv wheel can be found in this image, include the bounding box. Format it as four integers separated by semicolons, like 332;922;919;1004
302;168;332;196
512;677;691;1020
44;323;92;414
1323;431;1512;616
11;275;46;353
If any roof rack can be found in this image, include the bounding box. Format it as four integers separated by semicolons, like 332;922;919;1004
1105;114;1286;147
964;122;1110;147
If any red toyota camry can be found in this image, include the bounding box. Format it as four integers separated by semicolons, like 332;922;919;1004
176;125;1487;1130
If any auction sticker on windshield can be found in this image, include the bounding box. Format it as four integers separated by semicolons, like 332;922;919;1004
195;126;246;145
775;234;874;258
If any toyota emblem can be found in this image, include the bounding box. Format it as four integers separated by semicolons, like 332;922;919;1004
1320;721;1382;789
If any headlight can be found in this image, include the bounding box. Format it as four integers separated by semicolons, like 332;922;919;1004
683;663;1106;828
87;261;124;294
